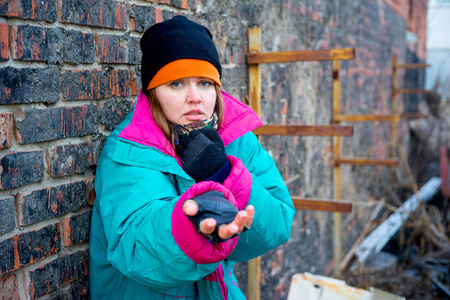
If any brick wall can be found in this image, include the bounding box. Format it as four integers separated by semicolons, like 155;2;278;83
0;0;426;299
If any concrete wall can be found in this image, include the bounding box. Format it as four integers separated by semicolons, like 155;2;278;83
0;0;427;299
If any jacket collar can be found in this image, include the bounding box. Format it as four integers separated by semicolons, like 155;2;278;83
118;90;262;157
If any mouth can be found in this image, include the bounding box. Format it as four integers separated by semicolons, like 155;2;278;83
184;110;205;121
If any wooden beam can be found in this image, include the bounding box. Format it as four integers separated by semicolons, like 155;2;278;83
292;197;352;213
253;125;354;136
247;48;355;64
395;63;430;69
333;114;401;122
334;157;399;166
396;89;431;94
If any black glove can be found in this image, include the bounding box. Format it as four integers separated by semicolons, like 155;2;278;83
179;128;228;182
187;191;239;244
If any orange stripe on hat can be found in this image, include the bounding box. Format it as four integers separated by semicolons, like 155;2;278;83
147;59;221;90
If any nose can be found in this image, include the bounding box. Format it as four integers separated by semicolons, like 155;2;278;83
186;83;202;104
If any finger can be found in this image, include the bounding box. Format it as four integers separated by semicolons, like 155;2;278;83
217;223;239;240
218;211;247;240
244;205;255;228
199;218;216;235
183;199;199;216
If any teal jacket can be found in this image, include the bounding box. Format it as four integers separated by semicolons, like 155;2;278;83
89;90;295;299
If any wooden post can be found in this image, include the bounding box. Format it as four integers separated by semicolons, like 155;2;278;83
332;60;342;277
391;55;398;182
247;27;261;300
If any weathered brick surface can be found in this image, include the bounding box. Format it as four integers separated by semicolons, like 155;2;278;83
87;134;107;166
0;151;44;190
60;0;127;30
130;5;156;33
47;142;91;178
128;36;142;65
27;250;89;299
63;29;95;64
61;211;92;246
17;178;93;226
0;223;60;275
10;25;95;64
0;113;13;149
0;0;57;22
62;69;130;100
98;34;127;64
130;67;142;96
0;197;15;234
0;274;20;299
15;105;98;144
0;67;60;104
0;23;8;61
99;99;134;131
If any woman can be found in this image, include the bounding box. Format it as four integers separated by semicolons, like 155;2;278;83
89;15;295;299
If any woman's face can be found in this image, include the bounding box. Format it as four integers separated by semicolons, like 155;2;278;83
155;77;217;125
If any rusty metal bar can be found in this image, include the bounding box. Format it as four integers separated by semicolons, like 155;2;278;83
253;125;354;137
247;48;355;64
292;197;352;213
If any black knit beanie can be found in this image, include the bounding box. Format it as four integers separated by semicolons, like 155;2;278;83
140;15;222;91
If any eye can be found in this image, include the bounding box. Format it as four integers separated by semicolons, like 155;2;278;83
170;81;183;88
199;80;213;87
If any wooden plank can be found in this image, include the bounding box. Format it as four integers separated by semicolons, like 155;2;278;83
247;27;261;300
396;89;431;94
400;113;429;119
332;60;343;277
353;177;442;265
334;157;399;166
292;197;352;213
333;114;401;122
248;28;261;117
253;125;354;136
246;48;355;64
248;256;260;300
395;63;430;69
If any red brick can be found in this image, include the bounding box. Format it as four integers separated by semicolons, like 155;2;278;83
0;223;60;275
0;196;15;234
60;0;126;30
17;177;94;226
27;250;89;299
0;113;13;149
0;0;57;22
14;105;98;144
61;211;91;246
61;69;130;100
98;34;126;63
0;151;44;190
0;274;20;299
130;68;141;96
0;23;9;61
10;25;63;64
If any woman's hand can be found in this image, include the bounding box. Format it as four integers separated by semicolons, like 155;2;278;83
183;199;254;240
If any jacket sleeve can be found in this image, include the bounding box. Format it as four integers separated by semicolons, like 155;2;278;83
94;153;238;289
223;132;295;262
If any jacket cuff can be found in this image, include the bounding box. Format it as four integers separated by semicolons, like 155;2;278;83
171;181;239;264
222;155;252;211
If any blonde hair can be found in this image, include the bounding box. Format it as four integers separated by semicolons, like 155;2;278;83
145;83;224;148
